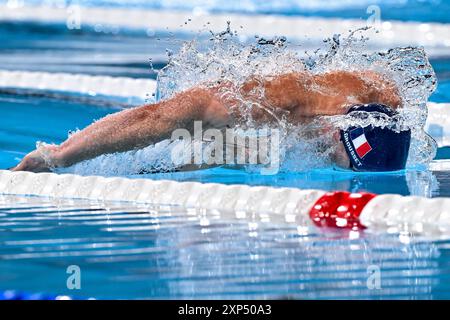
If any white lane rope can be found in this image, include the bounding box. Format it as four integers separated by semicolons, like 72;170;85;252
360;194;450;236
0;70;155;100
1;4;450;53
0;170;324;226
1;169;450;238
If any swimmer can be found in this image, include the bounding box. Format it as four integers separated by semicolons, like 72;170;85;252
11;70;410;173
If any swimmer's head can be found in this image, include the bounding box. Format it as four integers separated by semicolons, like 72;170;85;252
339;103;411;172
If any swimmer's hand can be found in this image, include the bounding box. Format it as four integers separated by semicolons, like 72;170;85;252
11;150;51;172
11;145;61;173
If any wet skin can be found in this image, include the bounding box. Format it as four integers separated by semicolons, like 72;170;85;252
12;70;401;172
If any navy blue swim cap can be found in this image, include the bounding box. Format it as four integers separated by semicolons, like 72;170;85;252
340;103;411;172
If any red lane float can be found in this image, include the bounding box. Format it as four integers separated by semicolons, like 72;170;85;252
309;191;377;229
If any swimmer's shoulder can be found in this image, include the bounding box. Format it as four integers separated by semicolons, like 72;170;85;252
356;70;402;109
314;70;402;109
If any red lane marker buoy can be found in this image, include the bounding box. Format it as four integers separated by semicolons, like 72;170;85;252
309;191;376;229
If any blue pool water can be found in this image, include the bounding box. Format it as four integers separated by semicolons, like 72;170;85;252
1;194;449;299
1;3;450;299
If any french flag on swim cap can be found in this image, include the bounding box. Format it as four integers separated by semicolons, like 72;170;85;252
350;127;372;158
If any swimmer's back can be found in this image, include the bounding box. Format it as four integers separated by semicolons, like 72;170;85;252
233;70;402;122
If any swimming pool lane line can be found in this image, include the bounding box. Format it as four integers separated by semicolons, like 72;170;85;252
0;70;155;101
1;3;450;50
0;170;449;237
1;69;449;147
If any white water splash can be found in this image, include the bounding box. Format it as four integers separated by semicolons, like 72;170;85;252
58;25;437;176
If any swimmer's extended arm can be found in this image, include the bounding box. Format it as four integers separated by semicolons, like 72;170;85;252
12;87;231;172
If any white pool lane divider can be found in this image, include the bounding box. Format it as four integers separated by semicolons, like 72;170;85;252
1;3;450;51
0;70;156;101
1;69;449;147
0;169;449;237
0;170;325;226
